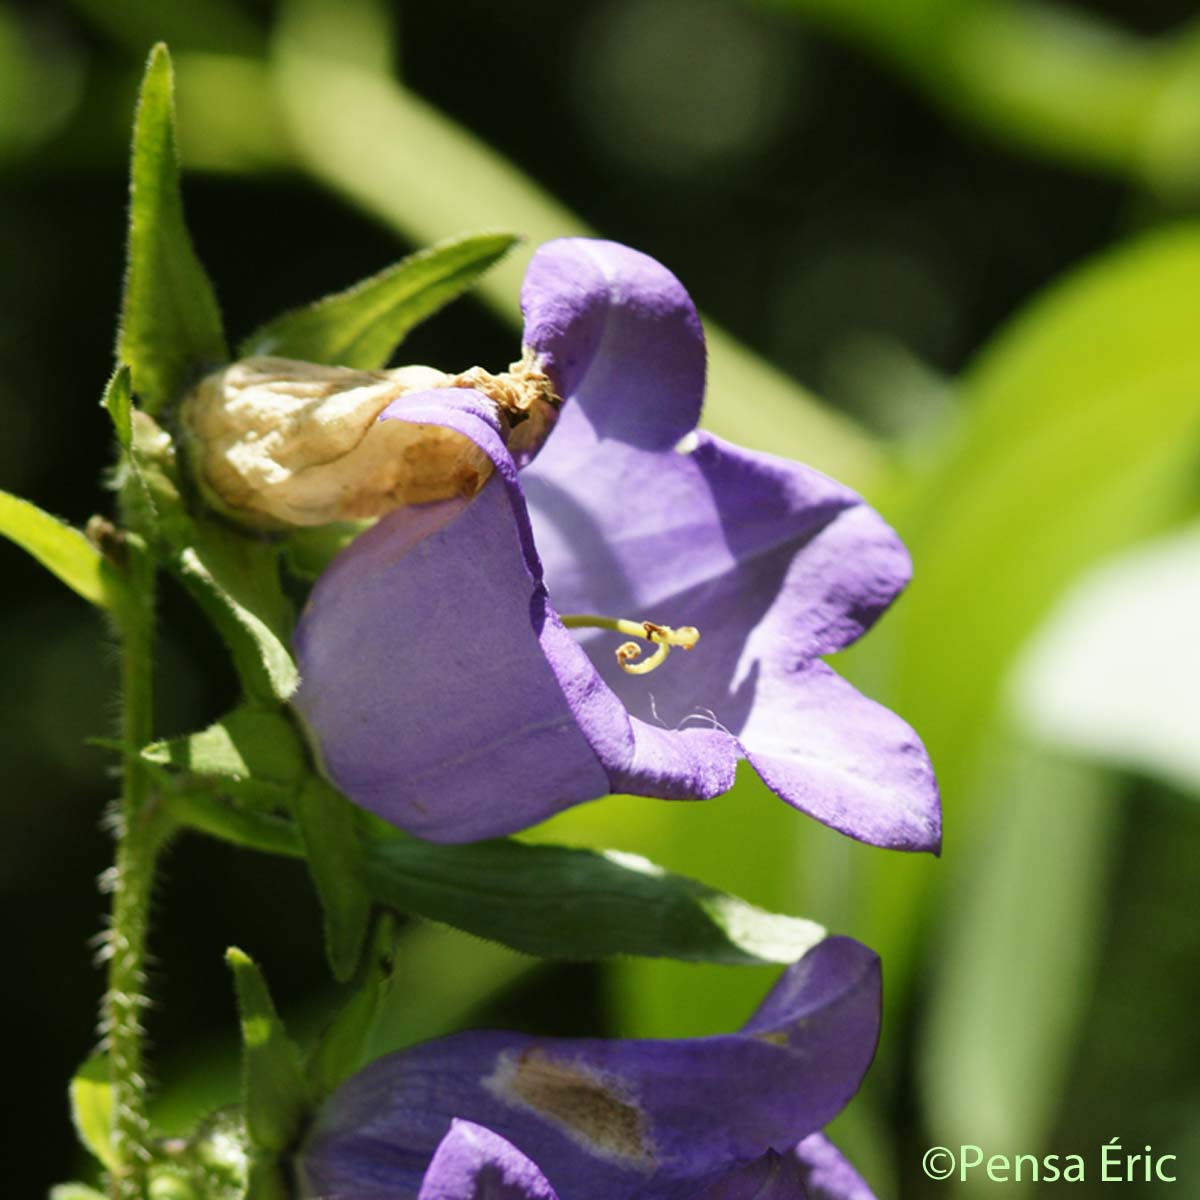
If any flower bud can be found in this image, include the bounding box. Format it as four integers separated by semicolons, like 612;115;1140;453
180;357;496;529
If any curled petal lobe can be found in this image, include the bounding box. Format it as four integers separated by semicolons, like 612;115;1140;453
792;1135;875;1200
419;1121;559;1200
739;661;939;853
521;239;705;452
298;939;880;1200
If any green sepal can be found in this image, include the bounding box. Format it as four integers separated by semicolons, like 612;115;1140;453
284;521;368;581
68;1054;115;1170
128;413;298;702
292;778;373;983
239;231;517;369
142;705;308;808
119;44;227;412
225;947;310;1154
171;791;301;857
306;912;399;1096
244;1161;290;1200
0;489;127;611
176;529;299;703
102;364;134;451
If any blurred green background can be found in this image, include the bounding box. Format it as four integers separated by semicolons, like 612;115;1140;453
3;0;1200;1195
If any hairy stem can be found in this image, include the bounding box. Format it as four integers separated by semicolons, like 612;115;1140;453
104;540;164;1199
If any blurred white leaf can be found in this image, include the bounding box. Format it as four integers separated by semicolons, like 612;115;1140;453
1012;522;1200;794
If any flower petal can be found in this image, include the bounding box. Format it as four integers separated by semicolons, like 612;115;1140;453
521;238;705;453
419;1120;560;1200
523;431;935;850
739;661;940;853
292;388;630;842
299;938;880;1200
691;1153;809;1199
792;1134;875;1200
525;432;902;663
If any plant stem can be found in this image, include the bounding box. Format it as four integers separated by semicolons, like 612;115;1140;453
104;539;163;1199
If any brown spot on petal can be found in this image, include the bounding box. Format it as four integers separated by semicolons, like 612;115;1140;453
485;1048;655;1170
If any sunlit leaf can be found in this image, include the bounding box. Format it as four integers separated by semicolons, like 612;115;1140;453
101;364;134;451
845;222;1200;1145
69;1055;115;1170
175;530;298;702
119;44;226;412
142;705;308;806
67;0;265;57
1013;523;1200;796
919;743;1119;1154
895;223;1200;804
147;709;369;978
0;489;123;611
226;948;310;1153
129;414;298;702
849;222;1200;993
365;838;828;965
241;231;517;368
175;793;826;965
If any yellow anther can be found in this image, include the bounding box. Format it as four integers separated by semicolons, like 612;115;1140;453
561;614;701;676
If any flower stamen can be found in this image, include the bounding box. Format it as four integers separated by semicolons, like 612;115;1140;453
562;614;701;676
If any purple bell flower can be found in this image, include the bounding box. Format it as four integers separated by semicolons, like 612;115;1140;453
298;938;879;1199
405;1122;869;1199
292;239;939;852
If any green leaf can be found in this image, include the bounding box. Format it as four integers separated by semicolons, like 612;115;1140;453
129;414;298;702
843;223;1200;1001
102;364;134;451
306;912;398;1095
240;231;517;369
142;705;308;806
174;798;826;964
292;779;372;982
362;838;825;965
119;44;226;412
171;791;302;857
49;1186;108;1200
69;1055;115;1169
895;222;1200;807
175;529;298;702
919;743;1119;1155
0;489;124;610
147;710;372;981
225;948;310;1153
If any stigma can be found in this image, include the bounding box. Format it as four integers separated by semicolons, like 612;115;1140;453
561;614;701;676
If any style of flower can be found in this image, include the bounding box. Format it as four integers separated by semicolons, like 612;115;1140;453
292;238;940;852
298;937;880;1199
